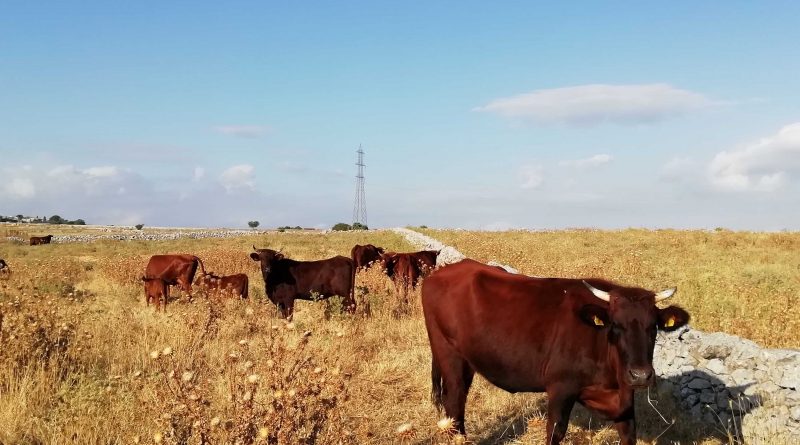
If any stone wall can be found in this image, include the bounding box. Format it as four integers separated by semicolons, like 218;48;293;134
4;229;262;244
655;327;800;442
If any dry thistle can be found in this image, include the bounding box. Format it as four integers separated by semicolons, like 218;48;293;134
396;423;415;439
437;417;455;433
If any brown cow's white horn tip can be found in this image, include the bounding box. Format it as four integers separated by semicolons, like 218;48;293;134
655;287;676;302
582;280;610;302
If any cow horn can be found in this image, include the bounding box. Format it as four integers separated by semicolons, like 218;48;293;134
583;280;610;302
654;287;676;302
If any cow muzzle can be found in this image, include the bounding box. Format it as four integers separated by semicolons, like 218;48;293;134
627;367;654;387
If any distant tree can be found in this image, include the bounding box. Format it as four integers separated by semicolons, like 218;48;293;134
72;219;86;225
419;225;428;229
332;223;352;231
48;215;65;224
248;221;260;229
135;224;144;230
352;222;368;230
16;214;23;222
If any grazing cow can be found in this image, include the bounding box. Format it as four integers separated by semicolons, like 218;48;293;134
351;244;385;270
382;250;440;293
250;247;355;319
410;250;439;272
421;259;690;445
141;276;170;310
195;272;249;299
382;253;422;297
0;259;10;278
143;254;206;306
29;235;53;245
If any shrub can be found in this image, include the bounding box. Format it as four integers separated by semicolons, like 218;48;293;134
135;224;144;230
247;221;260;229
331;223;351;231
352;223;368;231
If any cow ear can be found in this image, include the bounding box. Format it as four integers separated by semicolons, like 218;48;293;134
658;306;690;332
578;304;610;329
250;252;261;261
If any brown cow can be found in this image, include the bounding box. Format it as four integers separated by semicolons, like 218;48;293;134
351;244;385;270
0;259;10;278
410;249;439;271
143;254;206;307
422;259;689;445
382;253;422;297
382;250;440;293
141;276;170;310
29;235;53;245
195;272;249;299
250;247;355;319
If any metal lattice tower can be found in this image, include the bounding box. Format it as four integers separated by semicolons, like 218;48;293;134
352;146;367;227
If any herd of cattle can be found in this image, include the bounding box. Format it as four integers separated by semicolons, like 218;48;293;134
139;244;439;317
9;237;692;445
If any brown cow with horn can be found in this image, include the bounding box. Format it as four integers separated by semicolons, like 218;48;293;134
421;259;690;445
250;246;355;319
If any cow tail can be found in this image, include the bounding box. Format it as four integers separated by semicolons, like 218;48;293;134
195;256;207;275
350;259;357;304
431;355;445;411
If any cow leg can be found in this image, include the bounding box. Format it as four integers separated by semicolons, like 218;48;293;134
613;404;636;445
545;386;577;445
278;300;295;320
428;331;474;434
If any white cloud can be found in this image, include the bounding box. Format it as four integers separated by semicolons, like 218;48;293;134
6;177;36;198
219;164;256;192
213;125;268;138
193;167;206;182
559;154;613;168
660;157;698;182
709;122;800;192
519;164;544;189
474;83;713;126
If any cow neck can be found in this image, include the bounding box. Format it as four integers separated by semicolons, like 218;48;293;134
263;259;294;290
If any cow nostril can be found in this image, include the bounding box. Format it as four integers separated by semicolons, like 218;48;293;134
629;369;653;383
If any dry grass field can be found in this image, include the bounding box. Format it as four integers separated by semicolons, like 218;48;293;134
1;226;797;444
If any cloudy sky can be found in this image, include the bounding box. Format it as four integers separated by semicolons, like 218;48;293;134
2;2;800;230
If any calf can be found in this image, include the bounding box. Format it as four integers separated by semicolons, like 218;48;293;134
196;272;249;299
141;276;170;310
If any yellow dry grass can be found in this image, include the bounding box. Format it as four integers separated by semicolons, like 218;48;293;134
0;226;796;444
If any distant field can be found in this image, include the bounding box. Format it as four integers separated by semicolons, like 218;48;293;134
420;228;800;349
1;226;795;444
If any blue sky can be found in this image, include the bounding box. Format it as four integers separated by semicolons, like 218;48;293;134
2;2;800;229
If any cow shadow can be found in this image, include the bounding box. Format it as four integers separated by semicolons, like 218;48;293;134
468;370;759;445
